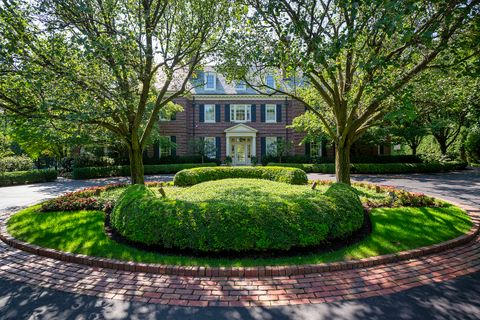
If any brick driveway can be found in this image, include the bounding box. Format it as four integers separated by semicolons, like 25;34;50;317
0;168;479;318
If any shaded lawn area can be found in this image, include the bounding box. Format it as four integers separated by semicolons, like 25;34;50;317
7;203;472;267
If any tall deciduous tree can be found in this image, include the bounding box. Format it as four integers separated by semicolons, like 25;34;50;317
0;0;240;184
219;0;479;184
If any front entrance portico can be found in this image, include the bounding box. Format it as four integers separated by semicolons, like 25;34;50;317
224;124;257;165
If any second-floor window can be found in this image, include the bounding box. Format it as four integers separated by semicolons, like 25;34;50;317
230;104;251;122
265;104;276;123
204;104;215;122
204;72;216;90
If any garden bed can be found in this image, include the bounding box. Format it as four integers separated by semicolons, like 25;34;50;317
5;178;472;267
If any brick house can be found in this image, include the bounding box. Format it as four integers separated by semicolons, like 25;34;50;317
144;70;388;165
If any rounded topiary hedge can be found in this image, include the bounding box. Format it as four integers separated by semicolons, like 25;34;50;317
173;166;308;186
110;179;364;253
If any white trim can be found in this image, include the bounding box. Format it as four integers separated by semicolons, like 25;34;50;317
204;72;217;91
193;94;288;101
204;104;216;123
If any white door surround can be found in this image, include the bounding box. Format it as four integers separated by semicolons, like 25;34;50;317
225;124;257;165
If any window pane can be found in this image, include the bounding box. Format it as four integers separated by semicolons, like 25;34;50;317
159;136;171;158
236;108;245;121
205;105;215;122
266;75;275;88
266;105;276;122
266;137;277;156
205;73;216;89
204;137;216;158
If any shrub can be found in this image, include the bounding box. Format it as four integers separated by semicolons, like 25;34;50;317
0;155;34;172
72;163;217;179
261;154;423;165
173;166;308;186
267;163;336;173
74;152;116;168
0;169;57;187
465;126;480;163
110;180;364;252
268;162;467;174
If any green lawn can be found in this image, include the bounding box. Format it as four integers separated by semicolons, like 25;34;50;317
7;203;471;267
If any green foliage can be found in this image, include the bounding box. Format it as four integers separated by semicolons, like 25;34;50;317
72;163;217;180
110;180;364;252
74;152;116;168
465;126;480;163
173;166;308;186
0;155;34;172
268;162;468;174
0;169;57;186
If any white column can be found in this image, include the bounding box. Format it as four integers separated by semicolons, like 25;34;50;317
251;135;256;156
226;136;230;157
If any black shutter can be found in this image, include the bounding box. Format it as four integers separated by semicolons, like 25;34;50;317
261;137;266;157
276;104;282;122
251;104;256;122
199;104;205;122
225;104;230;122
170;136;176;157
171;112;176;121
260;104;266;122
216;137;221;159
305;142;311;156
153;142;160;160
215;104;221;122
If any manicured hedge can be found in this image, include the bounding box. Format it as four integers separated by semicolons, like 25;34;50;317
267;162;468;174
72;163;217;179
0;169;57;187
173;166;308;186
0;155;34;172
261;154;422;165
110;180;364;252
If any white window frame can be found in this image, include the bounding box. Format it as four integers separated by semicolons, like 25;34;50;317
204;72;217;90
235;80;246;91
265;75;275;89
310;140;323;157
159;136;171;158
265;137;277;156
230;104;251;123
265;104;277;123
204;104;215;123
204;137;216;159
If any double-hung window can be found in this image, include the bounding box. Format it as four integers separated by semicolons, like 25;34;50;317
230;104;251;122
204;104;215;122
204;72;216;90
204;137;216;159
265;137;277;156
265;104;277;123
310;140;323;157
159;136;171;158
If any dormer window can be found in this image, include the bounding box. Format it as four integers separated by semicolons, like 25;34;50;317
235;80;246;91
204;72;217;90
265;75;275;89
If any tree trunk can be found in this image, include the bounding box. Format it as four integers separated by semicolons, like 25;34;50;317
411;145;417;156
438;140;448;156
335;142;351;185
128;137;145;185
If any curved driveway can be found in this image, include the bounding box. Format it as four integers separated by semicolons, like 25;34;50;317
0;168;479;319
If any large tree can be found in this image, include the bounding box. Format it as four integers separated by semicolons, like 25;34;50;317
219;0;479;184
0;0;240;184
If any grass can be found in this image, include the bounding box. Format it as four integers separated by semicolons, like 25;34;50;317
7;202;471;267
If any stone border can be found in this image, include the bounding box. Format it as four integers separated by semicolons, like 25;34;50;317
1;199;479;278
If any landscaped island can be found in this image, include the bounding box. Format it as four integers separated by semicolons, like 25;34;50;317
7;166;472;267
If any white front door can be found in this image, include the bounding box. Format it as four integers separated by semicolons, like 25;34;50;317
231;137;251;165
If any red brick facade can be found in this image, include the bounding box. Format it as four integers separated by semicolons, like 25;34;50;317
144;95;388;162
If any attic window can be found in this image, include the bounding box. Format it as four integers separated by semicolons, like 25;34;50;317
236;80;246;91
204;72;217;90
